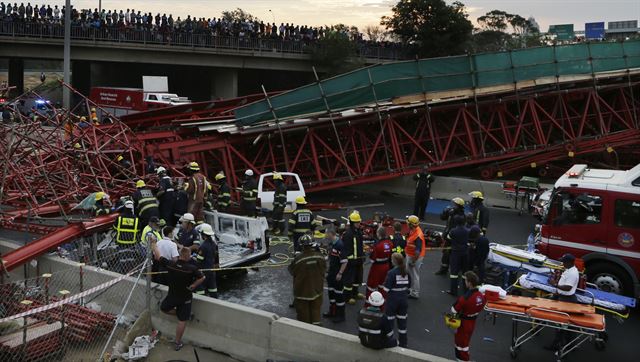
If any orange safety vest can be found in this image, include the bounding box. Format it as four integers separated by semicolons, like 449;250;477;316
405;227;426;258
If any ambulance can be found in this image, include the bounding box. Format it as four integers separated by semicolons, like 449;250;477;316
537;163;640;297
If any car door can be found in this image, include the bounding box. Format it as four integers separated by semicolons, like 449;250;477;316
607;193;640;271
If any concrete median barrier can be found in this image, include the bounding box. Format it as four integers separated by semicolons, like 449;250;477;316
270;317;450;362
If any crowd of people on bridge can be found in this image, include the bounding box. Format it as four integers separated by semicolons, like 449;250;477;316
0;2;401;53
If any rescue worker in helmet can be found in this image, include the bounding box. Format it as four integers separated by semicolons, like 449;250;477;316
184;162;209;224
468;191;489;235
391;221;406;257
132;179;159;229
93;192;111;216
241;169;258;217
288;196;320;252
324;227;348;323
113;200;141;271
342;211;365;304
195;223;219;298
176;213;199;251
449;271;486;362
405;215;426;299
214;172;231;212
142;216;164;250
447;215;470;296
156;166;176;226
435;197;466;276
413;165;435;221
358;291;397;349
271;172;287;235
288;234;326;325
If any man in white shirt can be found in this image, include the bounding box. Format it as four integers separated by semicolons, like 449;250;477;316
545;253;579;351
154;226;179;284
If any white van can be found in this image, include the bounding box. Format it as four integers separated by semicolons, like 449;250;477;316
257;172;306;212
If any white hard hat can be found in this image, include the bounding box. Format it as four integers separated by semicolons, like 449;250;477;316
180;213;195;224
368;291;384;307
124;200;134;209
245;169;254;177
156;166;166;174
199;223;215;236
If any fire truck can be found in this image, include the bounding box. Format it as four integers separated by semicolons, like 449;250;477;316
537;163;640;297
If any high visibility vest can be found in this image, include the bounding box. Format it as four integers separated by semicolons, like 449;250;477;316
137;189;159;216
115;216;140;245
141;225;161;246
405;227;426;258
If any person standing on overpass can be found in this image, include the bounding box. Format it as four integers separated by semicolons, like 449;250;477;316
151;241;205;351
413;166;435;221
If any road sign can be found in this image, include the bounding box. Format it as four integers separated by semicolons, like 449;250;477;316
585;22;605;39
549;24;575;41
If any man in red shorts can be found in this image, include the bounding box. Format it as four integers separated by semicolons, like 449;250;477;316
151;240;205;351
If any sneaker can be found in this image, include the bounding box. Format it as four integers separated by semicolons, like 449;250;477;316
174;342;184;351
347;298;356;305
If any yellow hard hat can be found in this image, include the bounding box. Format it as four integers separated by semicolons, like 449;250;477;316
80;116;86;121
469;191;484;200
444;314;461;329
272;172;283;181
95;191;105;201
295;196;307;204
136;180;146;188
189;162;200;171
215;172;226;181
407;215;420;226
73;143;82;149
91;107;96;111
116;155;124;162
452;197;465;206
349;211;362;223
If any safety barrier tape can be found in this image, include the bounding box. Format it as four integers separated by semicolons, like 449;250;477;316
0;267;139;324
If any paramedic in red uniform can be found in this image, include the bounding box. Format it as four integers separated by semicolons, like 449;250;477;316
365;227;393;302
451;271;486;362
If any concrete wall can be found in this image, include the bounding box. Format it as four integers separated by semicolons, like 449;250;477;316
0;239;450;362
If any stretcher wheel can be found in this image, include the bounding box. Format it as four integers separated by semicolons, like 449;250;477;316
509;346;518;359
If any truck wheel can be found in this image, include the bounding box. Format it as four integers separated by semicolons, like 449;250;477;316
587;262;633;297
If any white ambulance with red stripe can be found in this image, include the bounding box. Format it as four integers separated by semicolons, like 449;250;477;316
537;163;640;297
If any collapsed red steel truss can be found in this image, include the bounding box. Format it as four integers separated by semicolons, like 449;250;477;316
137;78;640;192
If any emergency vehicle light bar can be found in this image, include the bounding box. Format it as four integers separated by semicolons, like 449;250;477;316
566;165;588;178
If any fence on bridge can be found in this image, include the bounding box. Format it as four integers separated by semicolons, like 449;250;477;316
0;20;404;61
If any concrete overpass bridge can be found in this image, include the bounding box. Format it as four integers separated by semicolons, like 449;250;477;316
0;21;401;100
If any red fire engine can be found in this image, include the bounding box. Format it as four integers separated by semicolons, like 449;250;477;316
537;163;640;297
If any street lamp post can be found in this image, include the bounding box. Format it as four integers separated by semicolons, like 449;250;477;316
268;9;275;24
63;0;71;109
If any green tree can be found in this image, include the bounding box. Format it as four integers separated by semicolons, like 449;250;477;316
381;0;473;58
311;31;363;76
221;8;259;23
477;10;510;32
472;10;542;52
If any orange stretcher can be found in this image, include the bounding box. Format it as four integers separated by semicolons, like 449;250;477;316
485;295;607;362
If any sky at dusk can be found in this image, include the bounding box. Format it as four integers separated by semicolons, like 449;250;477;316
38;0;640;31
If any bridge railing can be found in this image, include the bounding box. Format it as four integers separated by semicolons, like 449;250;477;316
0;20;404;60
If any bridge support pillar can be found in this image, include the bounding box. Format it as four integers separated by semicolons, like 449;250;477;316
8;58;24;96
71;61;92;97
211;68;238;100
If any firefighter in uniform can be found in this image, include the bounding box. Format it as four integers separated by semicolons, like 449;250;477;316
324;227;348;323
241;169;258;217
342;211;365;304
405;215;425;299
413;166;435;221
176;213;200;251
366;227;393;302
468;191;489;234
215;172;231;212
184;162;208;224
93;192;110;216
391;222;406;256
358;291;396;349
156;166;176;226
288;234;326;325
271;172;287;235
195;223;219;298
288;196;319;252
435;197;466;275
114;200;141;271
383;253;411;348
447;215;470;296
132;180;159;229
449;271;486;362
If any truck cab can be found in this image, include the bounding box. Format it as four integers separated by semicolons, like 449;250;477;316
257;172;305;212
144;93;191;107
537;164;640;297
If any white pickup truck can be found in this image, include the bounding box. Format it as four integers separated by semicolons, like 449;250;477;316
257;172;306;212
